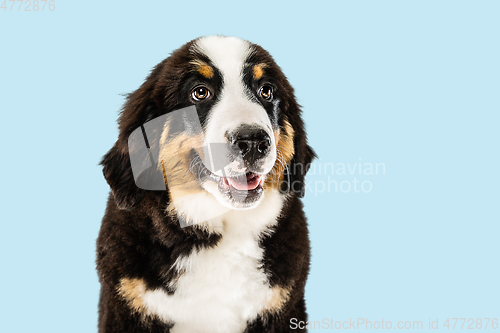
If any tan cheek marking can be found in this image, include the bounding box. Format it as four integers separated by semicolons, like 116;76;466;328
159;133;206;202
117;278;148;314
278;119;295;162
265;117;295;190
158;121;208;204
262;285;292;314
253;65;264;80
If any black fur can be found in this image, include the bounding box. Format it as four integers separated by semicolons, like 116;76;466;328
97;36;316;332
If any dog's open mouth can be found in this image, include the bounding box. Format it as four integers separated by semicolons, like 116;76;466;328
192;151;265;205
220;172;264;191
210;169;265;204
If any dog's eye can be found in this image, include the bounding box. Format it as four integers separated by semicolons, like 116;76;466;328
258;85;273;101
191;86;211;101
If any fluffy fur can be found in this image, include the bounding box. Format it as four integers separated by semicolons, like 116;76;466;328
97;36;316;333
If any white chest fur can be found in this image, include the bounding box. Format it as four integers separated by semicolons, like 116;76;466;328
140;190;285;333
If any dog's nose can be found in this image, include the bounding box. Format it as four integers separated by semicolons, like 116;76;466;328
228;126;271;164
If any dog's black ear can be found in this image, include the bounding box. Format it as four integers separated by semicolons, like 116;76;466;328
101;142;145;210
100;62;164;210
281;144;317;198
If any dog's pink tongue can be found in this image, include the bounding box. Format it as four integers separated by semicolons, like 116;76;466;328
227;174;262;191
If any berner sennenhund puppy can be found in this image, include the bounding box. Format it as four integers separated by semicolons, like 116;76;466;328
97;35;316;333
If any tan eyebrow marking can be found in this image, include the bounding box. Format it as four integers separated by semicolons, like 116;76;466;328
253;64;266;80
190;59;214;79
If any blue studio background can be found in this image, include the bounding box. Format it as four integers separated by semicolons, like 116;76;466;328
1;1;499;332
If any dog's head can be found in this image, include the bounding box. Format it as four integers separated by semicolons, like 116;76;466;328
101;36;315;221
